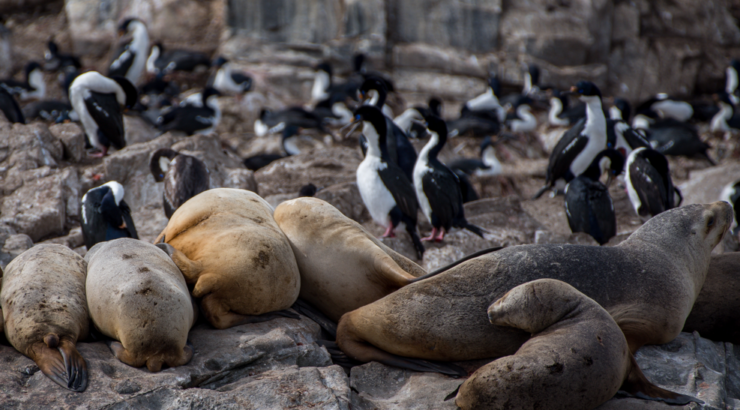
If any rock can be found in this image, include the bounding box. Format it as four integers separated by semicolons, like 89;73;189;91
0;315;346;408
0;233;32;269
0;167;80;242
49;122;86;163
254;146;362;197
0;122;64;194
223;168;258;192
350;362;460;410
678;161;740;206
123;115;159;145
314;182;370;224
40;226;84;249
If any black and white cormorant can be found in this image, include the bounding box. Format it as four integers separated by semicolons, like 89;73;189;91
310;62;354;107
463;75;507;123
644;118;714;164
564;149;625;245
358;77;417;180
108;18;150;85
244;125;303;171
211;57;253;98
353;105;424;259
69;71;138;157
0;62;45;101
609;97;631;122
635;93;693;122
158;87;221;135
548;89;585;126
505;96;537;133
720;180;740;235
448;136;503;177
80;181;138;249
149;148;210;218
533;81;608;199
146;43;210;76
726;59;740;105
606;98;650;158
393;106;430;139
413;114;488;242
254;107;327;137
0;88;25;123
44;40;81;72
625;147;680;222
711;92;740;133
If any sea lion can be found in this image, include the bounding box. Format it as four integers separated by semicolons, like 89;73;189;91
154;188;301;329
274;197;427;322
683;251;740;343
456;279;631;410
86;238;196;371
1;245;89;391
337;202;730;402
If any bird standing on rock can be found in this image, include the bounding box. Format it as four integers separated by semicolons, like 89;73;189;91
149;148;210;219
352;105;425;259
69;71;138;157
413;114;489;242
564;149;624;245
625;147;680;222
108;18;150;85
533;81;608;199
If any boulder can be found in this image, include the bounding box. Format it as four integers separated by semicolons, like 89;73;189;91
254;146;362;197
315;182;370;224
0;122;64;195
0;167;80;242
0;233;32;270
49;122;86;163
678;161;740;206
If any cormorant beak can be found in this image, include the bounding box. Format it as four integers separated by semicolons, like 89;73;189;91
358;91;366;102
119;221;127;229
605;173;615;188
569;86;580;96
117;28;125;37
340;120;361;139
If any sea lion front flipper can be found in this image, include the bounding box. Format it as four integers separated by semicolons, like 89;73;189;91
30;337;88;392
618;354;703;405
292;298;338;338
156;243;202;284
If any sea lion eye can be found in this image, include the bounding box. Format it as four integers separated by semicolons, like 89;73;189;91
707;216;715;227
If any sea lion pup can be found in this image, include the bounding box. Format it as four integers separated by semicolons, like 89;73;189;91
154;188;301;329
86;238;196;372
683;252;740;343
337;202;730;402
1;245;89;391
456;279;631;410
274;197;427;323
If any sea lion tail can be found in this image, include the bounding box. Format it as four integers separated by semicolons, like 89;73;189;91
443;384;462;401
32;336;88;392
156;243;202;284
618;354;702;405
292;298;337;339
409;246;504;283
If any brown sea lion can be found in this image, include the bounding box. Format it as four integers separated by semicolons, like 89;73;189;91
455;279;631;410
154;188;301;329
86;238;196;372
337;202;730;403
1;245;89;391
683;251;740;343
274;197;426;322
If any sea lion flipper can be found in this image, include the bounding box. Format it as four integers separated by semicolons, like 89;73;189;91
31;339;88;392
619;354;703;405
409;246;504;283
156;243;202;283
373;256;417;288
292;298;338;338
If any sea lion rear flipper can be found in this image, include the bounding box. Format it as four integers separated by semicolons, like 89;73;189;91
292;298;337;338
618;354;703;405
409;246;504;283
30;337;88;392
156;243;202;283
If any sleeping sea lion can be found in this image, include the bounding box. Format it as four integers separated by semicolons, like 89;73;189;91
154;188;301;329
1;245;89;391
86;238;196;371
456;279;631;410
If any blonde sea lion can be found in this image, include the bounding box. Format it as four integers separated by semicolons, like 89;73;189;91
155;188;301;329
1;245;89;391
337;202;730;402
274;197;427;323
683;251;740;343
456;279;631;410
86;238;196;372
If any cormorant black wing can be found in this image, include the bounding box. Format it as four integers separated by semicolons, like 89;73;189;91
108;43;135;78
546;119;588;183
377;164;419;221
85;91;126;149
421;162;463;231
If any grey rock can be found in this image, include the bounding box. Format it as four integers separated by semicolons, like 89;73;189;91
0;167;80;242
679;161;740;207
314;182;370;224
0;122;64;195
0;316;341;409
0;233;32;269
124;115;160;145
254;147;362;197
49;122;86;163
